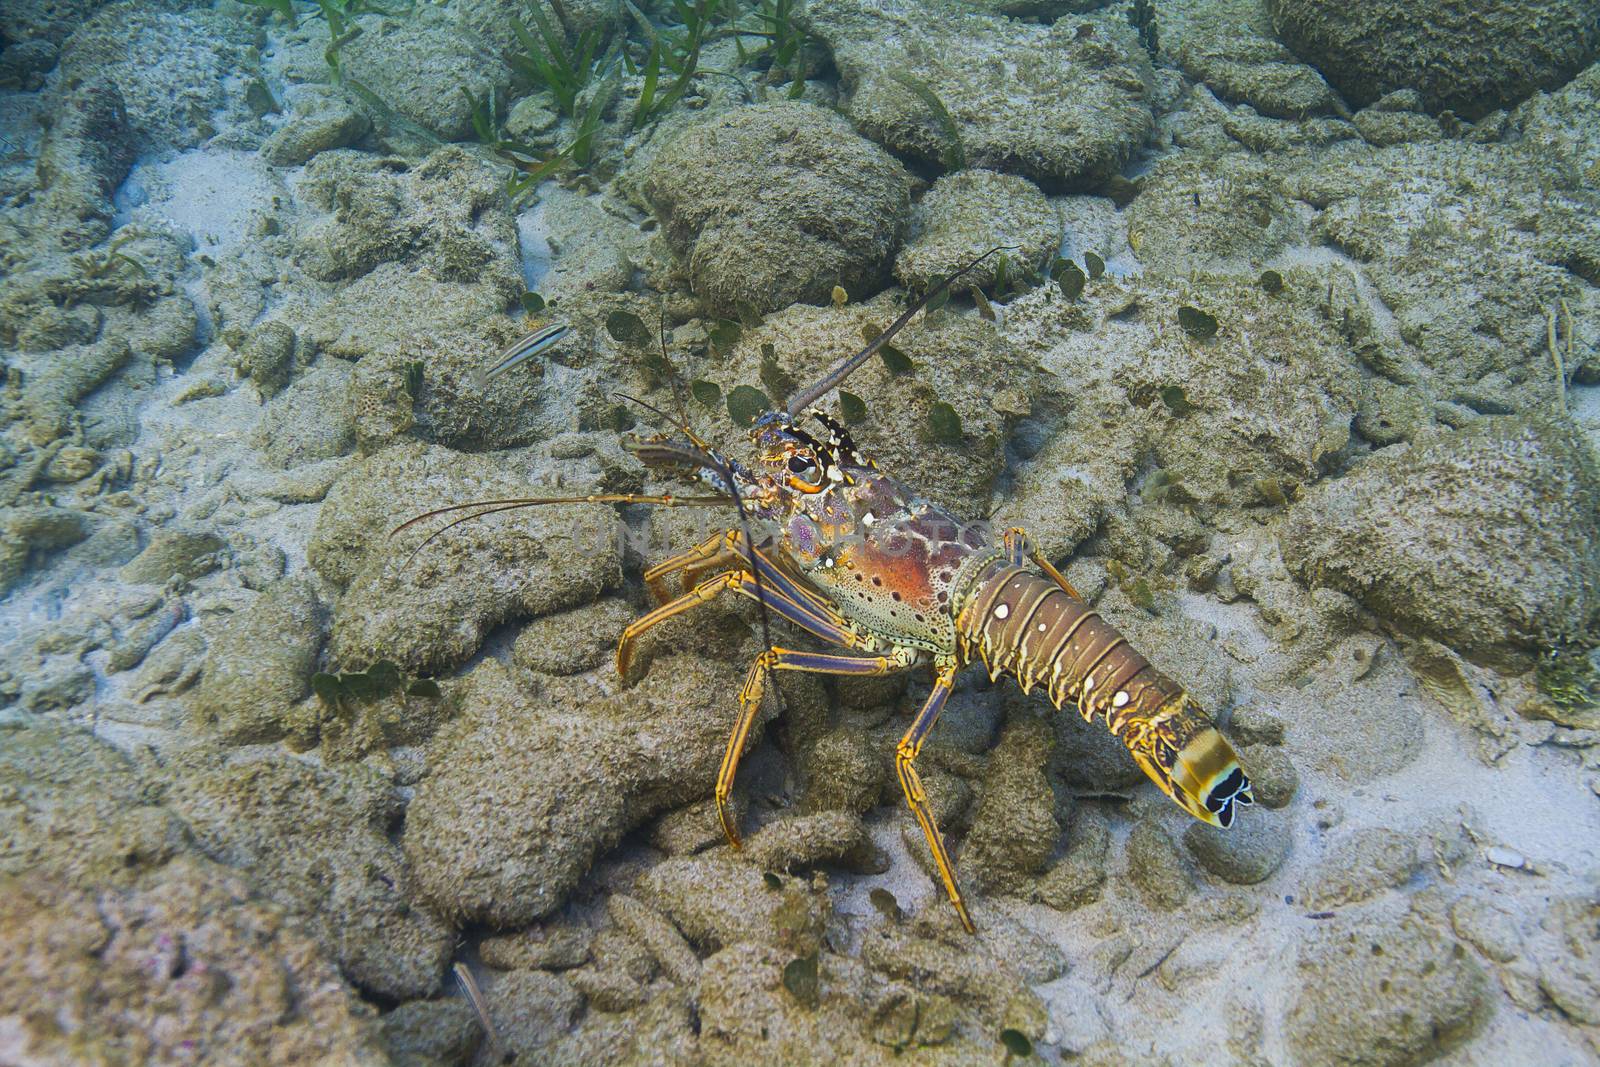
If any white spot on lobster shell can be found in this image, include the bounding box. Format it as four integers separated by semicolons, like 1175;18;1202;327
993;603;1009;620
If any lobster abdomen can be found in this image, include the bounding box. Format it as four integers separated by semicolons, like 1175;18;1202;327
953;562;1253;828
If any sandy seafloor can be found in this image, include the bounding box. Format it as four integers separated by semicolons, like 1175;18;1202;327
2;0;1600;1064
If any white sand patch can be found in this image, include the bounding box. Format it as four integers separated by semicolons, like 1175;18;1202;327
114;148;287;257
517;198;553;292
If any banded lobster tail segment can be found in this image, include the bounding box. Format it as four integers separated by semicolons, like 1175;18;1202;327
953;559;1253;829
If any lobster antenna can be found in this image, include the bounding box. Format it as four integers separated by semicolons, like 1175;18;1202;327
784;246;1010;418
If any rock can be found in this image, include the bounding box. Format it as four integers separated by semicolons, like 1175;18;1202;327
0;721;187;888
483;970;583;1060
57;3;253;150
261;99;371;166
962;716;1061;892
0;38;59;90
637;855;829;953
1280;416;1600;671
404;654;751;926
1300;827;1418;909
161;751;452;1000
0;859;388;1066
1124;819;1193;910
0;0;104;46
608;893;701;985
380;997;482;1067
1533;896;1600;1027
894;170;1058;293
511;598;634;675
1239;743;1298;809
338;8;512;141
1170;0;1344;118
1037;809;1111;911
641;102;911;317
119;527;226;584
0;505;90;593
1266;0;1599;117
479;922;593;971
1128;153;1308;269
18;336;132;445
744;811;879;874
249;362;356;470
235;320;297;397
189;578;325;744
1183;808;1291;884
311;442;622;674
30;78;136;251
799;725;886;815
801;0;1153;188
1285;912;1490;1066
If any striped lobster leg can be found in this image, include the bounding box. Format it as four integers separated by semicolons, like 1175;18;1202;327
618;533;919;848
727;646;915;847
894;662;970;932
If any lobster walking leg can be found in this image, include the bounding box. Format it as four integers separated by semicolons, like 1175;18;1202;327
1002;526;1081;599
722;647;912;846
642;531;731;602
894;664;971;933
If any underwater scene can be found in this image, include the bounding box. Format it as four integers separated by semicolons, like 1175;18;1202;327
2;0;1600;1062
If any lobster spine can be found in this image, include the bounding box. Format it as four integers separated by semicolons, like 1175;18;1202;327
953;562;1179;737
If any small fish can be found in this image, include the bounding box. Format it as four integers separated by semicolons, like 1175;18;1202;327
482;321;571;380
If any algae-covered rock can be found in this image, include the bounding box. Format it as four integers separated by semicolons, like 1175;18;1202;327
30;77;136;252
802;0;1152;188
1169;0;1345;119
962;716;1061;892
893;170;1058;294
57;3;253;150
379;997;482;1067
0;0;106;46
311;442;621;674
249;361;356;470
161;751;452;1000
338;8;512;141
511;598;634;676
261;94;371;167
119;527;226;584
1183;807;1290;885
1300;827;1419;910
0;859;387;1066
1127;153;1308;269
189;578;325;744
404;654;749;926
0;721;187;888
1125;819;1193;911
637;854;830;953
1239;742;1299;809
1284;912;1490;1066
641;101;911;317
1280;416;1600;670
1266;0;1599;117
235;320;297;397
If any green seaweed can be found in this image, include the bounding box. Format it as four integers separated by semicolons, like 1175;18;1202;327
519;291;547;314
1177;305;1218;339
402;360;424;399
1259;269;1284;294
1084;251;1105;280
1537;646;1600;710
887;69;965;171
726;384;771;426
511;4;604;118
782;952;820;1009
1160;384;1194;415
311;658;440;718
690;379;722;406
838;389;867;424
925;401;962;445
606;309;653;347
1000;1028;1034;1061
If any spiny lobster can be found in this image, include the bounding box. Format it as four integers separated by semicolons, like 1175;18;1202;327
399;253;1252;933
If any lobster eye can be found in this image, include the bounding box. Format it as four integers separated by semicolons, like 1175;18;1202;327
788;455;815;475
